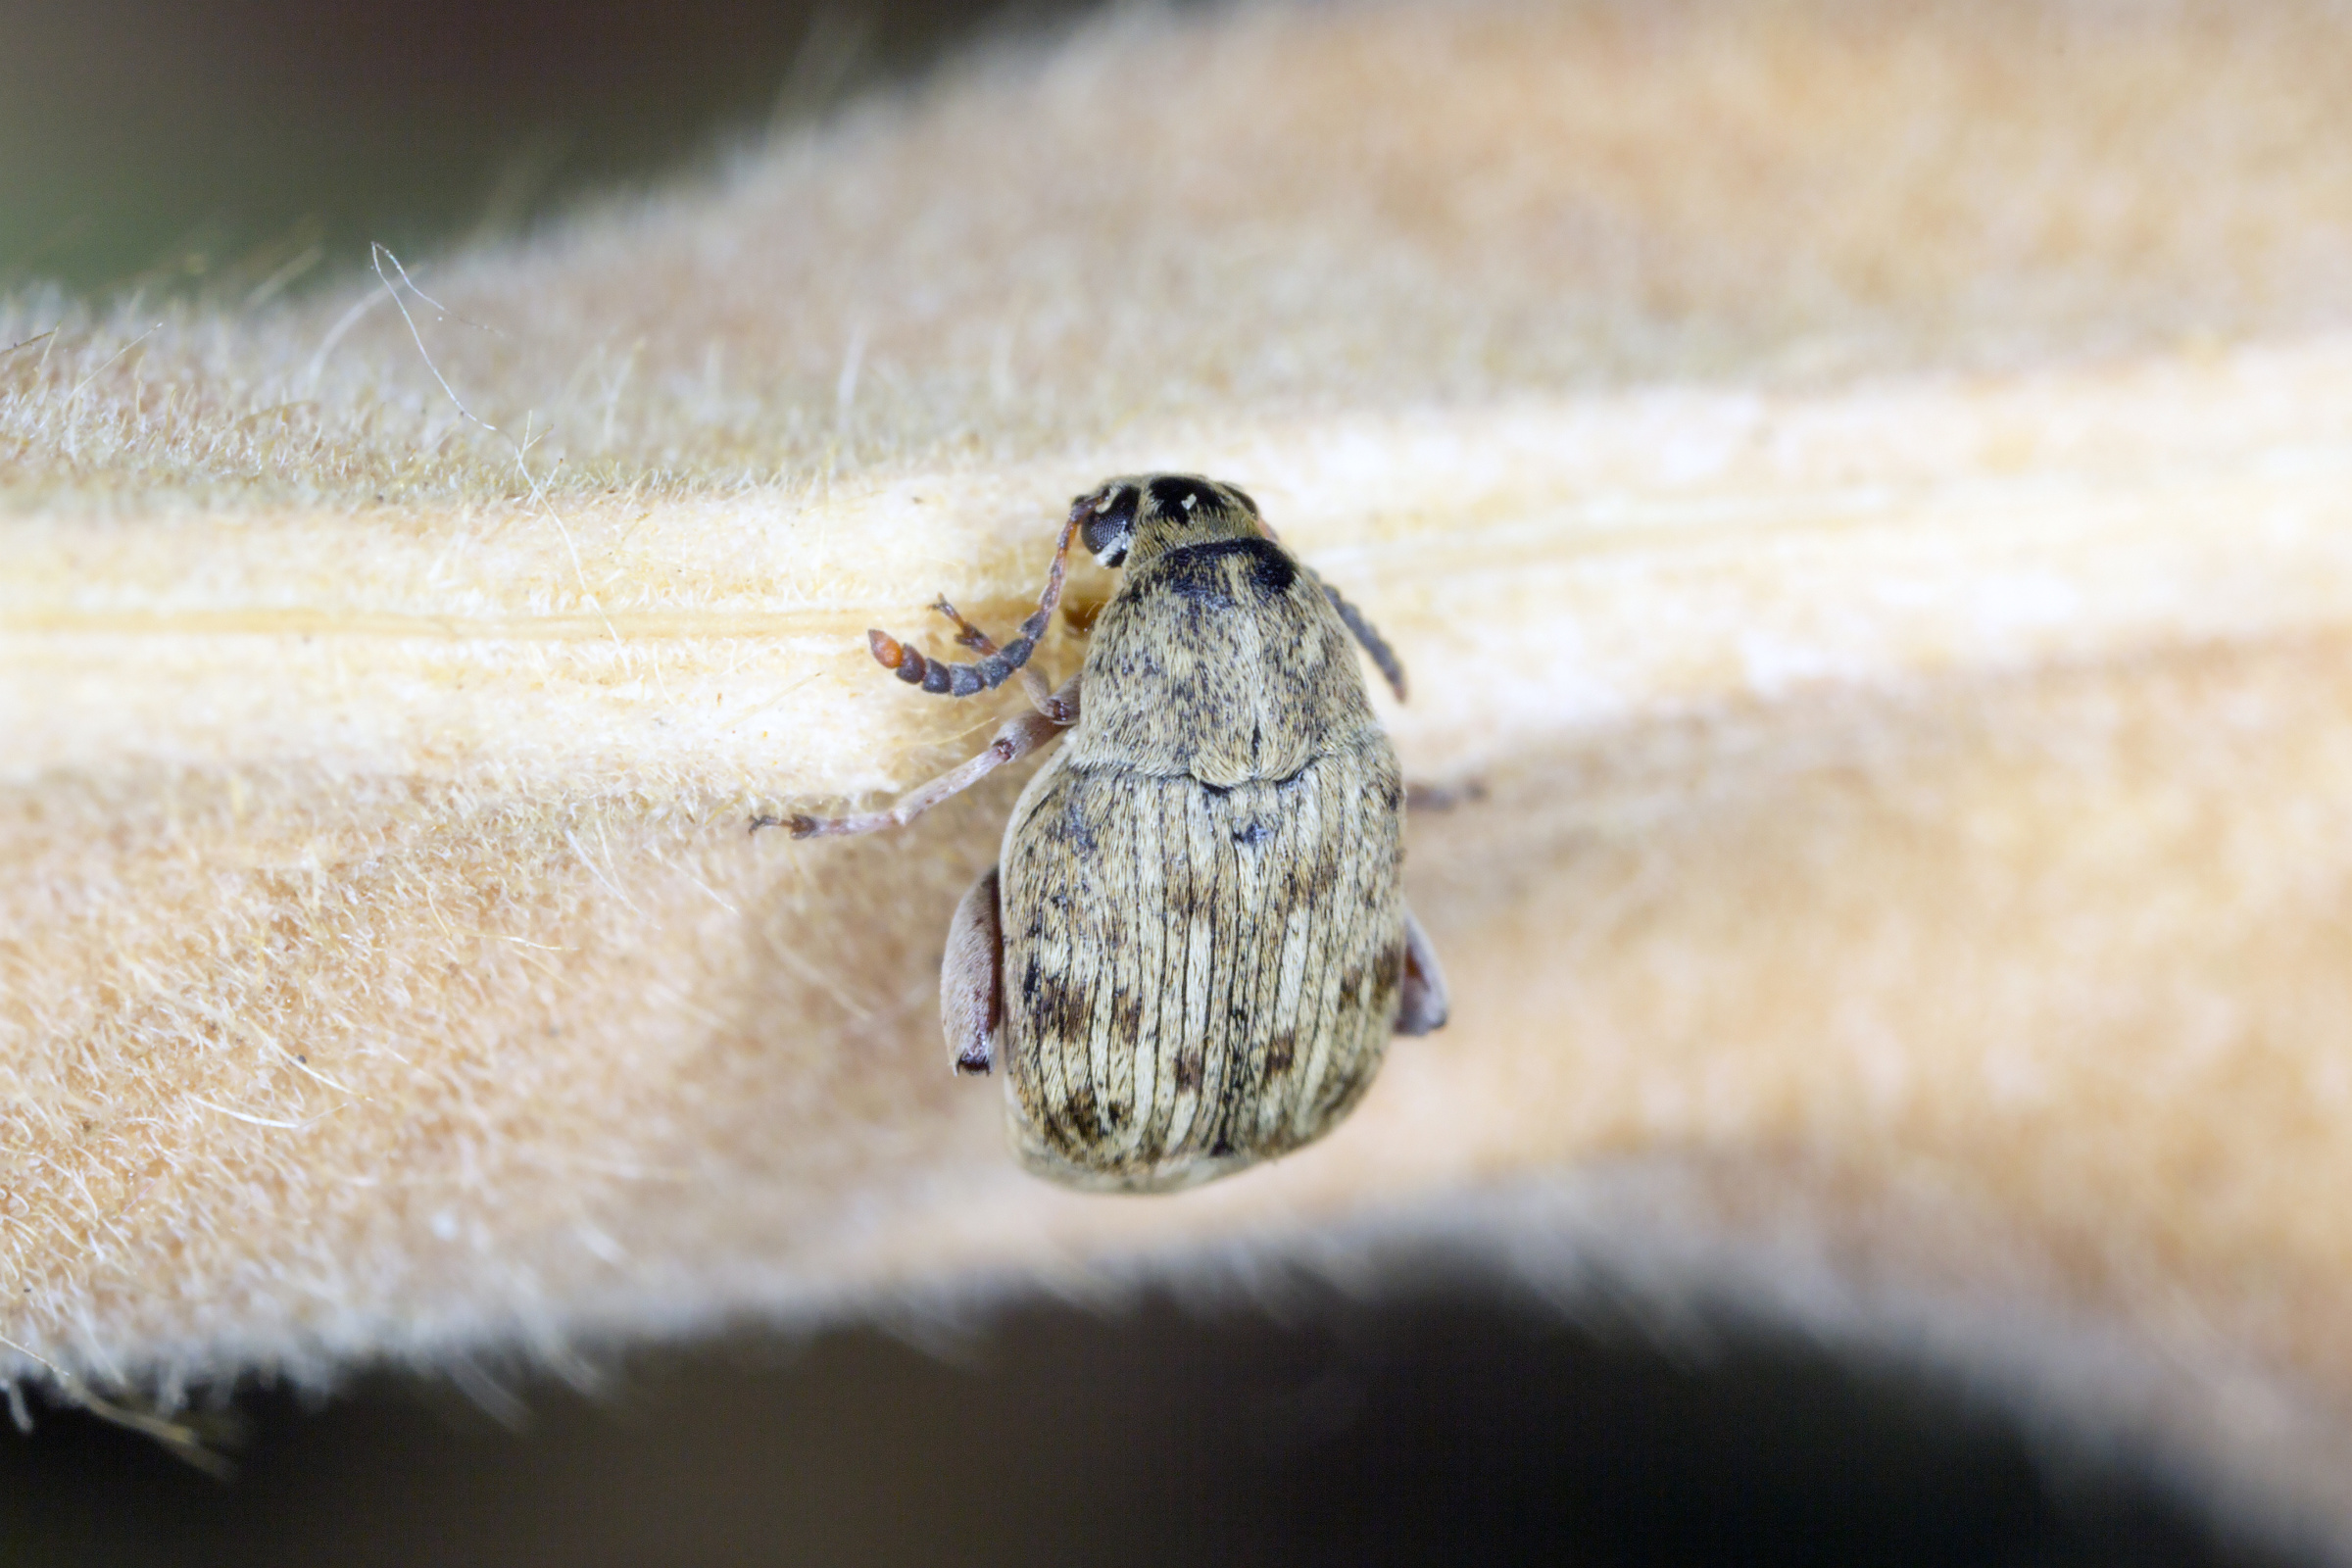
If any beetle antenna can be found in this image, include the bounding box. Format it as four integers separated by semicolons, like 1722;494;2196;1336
865;512;1083;698
1318;576;1408;702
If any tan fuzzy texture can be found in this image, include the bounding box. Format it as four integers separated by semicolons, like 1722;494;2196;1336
10;0;2352;1546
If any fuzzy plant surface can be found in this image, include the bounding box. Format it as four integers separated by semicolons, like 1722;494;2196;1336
10;0;2352;1551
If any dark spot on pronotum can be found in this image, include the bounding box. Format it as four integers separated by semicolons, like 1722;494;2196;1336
1158;536;1296;606
1234;820;1274;848
1239;543;1295;597
1164;566;1232;611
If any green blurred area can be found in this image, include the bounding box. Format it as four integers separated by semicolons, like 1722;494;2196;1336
0;0;1086;299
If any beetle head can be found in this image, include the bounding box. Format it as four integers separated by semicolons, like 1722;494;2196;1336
1068;474;1262;568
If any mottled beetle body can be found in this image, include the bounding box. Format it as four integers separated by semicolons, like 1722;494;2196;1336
783;475;1446;1193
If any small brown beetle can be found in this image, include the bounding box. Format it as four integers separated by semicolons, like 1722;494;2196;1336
781;475;1447;1192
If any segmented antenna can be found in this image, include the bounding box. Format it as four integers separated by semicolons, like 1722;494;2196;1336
1321;579;1408;702
865;512;1083;697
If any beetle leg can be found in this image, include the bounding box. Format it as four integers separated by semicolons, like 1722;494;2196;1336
930;595;1057;714
863;510;1084;701
766;673;1084;838
1394;906;1449;1035
1404;778;1487;813
941;865;1004;1074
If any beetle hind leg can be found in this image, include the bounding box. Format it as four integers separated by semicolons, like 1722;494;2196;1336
1395;906;1449;1036
941;866;1004;1074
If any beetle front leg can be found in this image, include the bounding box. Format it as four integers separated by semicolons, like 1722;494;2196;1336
941;865;1004;1074
760;673;1083;838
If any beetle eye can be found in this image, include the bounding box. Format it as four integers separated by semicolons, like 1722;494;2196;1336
1079;484;1138;566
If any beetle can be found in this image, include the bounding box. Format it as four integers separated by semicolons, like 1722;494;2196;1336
776;474;1447;1192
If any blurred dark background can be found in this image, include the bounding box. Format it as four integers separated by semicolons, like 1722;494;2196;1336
0;1276;2298;1567
0;0;1098;295
0;2;2316;1562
